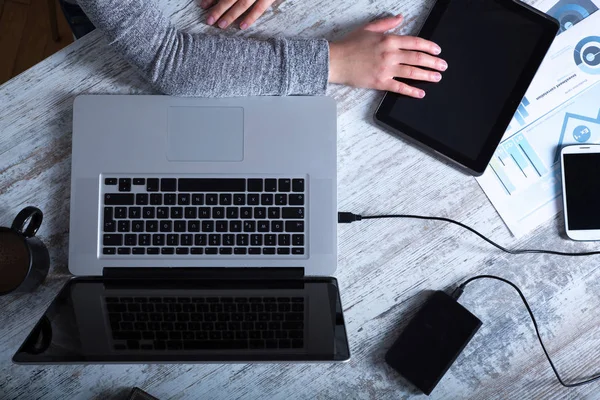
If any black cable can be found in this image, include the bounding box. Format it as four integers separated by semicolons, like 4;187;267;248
338;212;600;256
452;275;600;387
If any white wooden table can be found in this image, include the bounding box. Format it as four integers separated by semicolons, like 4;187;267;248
2;0;600;398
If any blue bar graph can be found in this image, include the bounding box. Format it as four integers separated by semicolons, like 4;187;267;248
522;96;530;106
490;158;516;195
503;140;529;174
514;133;548;176
517;104;529;118
515;112;526;125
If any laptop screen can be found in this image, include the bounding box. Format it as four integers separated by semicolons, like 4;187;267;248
13;277;349;363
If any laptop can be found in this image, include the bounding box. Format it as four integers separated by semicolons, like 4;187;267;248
13;95;350;363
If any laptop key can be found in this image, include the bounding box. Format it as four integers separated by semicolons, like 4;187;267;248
145;221;158;232
147;178;159;192
285;221;304;232
212;207;225;219
119;178;131;192
268;208;280;219
105;177;117;185
234;248;247;255
171;207;183;219
104;234;123;246
125;234;137;246
282;207;304;219
275;194;287;205
103;247;116;255
254;207;266;219
247;194;260;205
202;221;214;232
206;194;218;205
133;178;145;185
292;234;304;246
292;248;304;255
105;193;134;205
223;234;234;246
263;248;276;255
188;221;200;232
153;234;165;246
277;248;290;255
191;247;204;255
185;207;197;219
248;179;263;192
292;179;305;192
161;247;175;255
257;222;269;232
227;207;239;219
161;178;177;192
174;221;186;232
265;235;276;246
248;248;261;254
265;179;277;192
194;234;207;246
150;193;162;205
205;247;218;255
261;194;274;205
236;234;249;246
278;178;291;192
251;235;262;246
117;221;131;232
104;221;116;233
288;194;304;205
192;193;204;205
266;340;278;349
220;194;232;205
233;194;245;205
164;194;176;205
147;247;160;255
157;207;168;219
167;234;179;246
129;207;141;219
278;234;290;246
115;207;127;219
136;194;149;205
220;247;233;255
230;221;242;232
243;221;255;232
143;207;155;219
209;235;220;246
178;194;190;205
160;221;172;232
291;339;304;348
181;234;193;246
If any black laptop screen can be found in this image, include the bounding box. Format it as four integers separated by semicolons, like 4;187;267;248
13;277;350;363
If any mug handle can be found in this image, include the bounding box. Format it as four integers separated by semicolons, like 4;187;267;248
11;206;44;238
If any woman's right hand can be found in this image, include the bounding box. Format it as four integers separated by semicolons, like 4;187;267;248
328;15;448;98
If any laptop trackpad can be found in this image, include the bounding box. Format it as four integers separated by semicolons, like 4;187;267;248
167;106;244;162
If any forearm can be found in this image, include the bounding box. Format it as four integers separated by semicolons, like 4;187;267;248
77;0;329;97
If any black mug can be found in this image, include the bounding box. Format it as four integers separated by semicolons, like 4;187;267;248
0;207;50;295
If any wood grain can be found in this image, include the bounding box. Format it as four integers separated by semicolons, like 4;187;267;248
2;0;600;398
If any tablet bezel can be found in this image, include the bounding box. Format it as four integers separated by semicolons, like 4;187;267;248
374;0;559;175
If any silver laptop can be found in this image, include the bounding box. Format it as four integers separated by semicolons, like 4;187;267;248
12;95;349;364
68;95;337;276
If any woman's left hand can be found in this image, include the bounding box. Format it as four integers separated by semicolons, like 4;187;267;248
200;0;276;30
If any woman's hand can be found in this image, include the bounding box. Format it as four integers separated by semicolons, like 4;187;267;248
201;0;276;30
328;15;447;98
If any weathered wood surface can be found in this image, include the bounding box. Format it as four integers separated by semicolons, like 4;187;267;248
3;0;600;399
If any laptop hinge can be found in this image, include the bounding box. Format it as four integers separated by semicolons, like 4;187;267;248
102;267;305;280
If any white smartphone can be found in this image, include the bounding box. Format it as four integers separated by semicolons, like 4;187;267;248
561;145;600;241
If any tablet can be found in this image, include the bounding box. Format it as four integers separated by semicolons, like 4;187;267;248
374;0;559;175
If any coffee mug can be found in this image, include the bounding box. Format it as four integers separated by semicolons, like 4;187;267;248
0;207;50;295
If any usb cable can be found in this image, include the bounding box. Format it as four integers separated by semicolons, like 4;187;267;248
338;212;600;256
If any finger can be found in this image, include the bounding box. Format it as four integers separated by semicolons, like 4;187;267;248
385;35;442;55
219;0;256;29
240;0;274;29
398;49;448;71
383;79;426;98
394;65;442;82
364;14;403;33
200;0;217;9
207;0;237;26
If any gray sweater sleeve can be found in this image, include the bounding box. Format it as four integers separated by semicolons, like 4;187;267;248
77;0;330;97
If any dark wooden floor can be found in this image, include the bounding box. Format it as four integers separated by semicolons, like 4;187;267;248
0;0;73;85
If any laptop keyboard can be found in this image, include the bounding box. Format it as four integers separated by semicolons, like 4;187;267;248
106;296;305;351
101;176;306;257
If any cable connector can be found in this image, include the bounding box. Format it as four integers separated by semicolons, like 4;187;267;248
451;285;465;300
338;212;362;223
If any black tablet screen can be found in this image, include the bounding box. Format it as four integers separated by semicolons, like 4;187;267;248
377;0;557;173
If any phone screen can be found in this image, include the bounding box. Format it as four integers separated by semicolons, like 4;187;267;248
563;152;600;230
